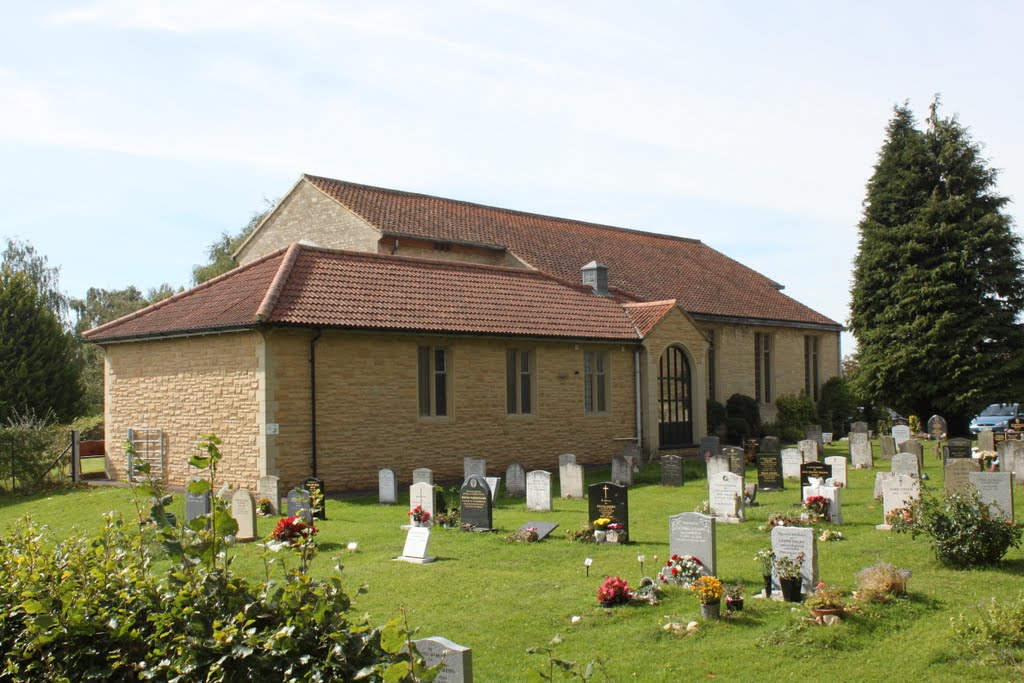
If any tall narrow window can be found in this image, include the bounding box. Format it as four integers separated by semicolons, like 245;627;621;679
754;332;772;404
506;349;533;415
417;345;449;417
584;351;608;414
705;328;716;402
804;335;820;401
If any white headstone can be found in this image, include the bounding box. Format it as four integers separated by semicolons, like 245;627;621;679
706;454;731;479
257;475;280;514
824;456;848;488
397;527;435;564
877;474;921;530
526;470;553;512
378;468;398;505
781;449;802;480
770;526;818;594
708;472;744;523
891;452;920;478
802;481;843;525
798;439;819;463
409;482;436;527
231;489;257;542
559;463;584;499
968;471;1015;521
413;636;472;682
891;425;911;447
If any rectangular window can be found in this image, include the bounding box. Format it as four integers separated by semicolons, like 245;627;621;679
584;350;608;414
418;345;449;417
804;335;820;401
506;349;533;415
705;328;716;402
754;332;772;404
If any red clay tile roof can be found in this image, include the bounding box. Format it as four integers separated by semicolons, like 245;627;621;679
84;245;655;342
623;300;679;337
303;175;841;328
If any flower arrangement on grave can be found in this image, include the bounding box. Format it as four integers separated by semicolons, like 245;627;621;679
606;521;624;531
256;497;273;516
855;562;909;601
565;526;596;543
597;576;633;606
408;505;431;524
819;529;844;543
884;506;915;531
689;575;724;605
754;548;775;577
659;554;704;587
724;580;744;611
270;515;318;545
978;451;998;471
694;500;712;515
505;527;540;543
805;582;847;614
759;513;814;532
433;509;460;528
592;517;612;530
802;495;831;520
773;553;804;580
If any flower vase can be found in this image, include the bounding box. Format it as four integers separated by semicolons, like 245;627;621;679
763;575;773;598
700;601;721;620
779;577;803;603
594;530;607;543
412;519;422;527
726;597;744;612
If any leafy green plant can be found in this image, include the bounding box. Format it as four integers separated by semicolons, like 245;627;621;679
775;393;817;442
952;594;1024;667
0;408;66;493
527;635;606;682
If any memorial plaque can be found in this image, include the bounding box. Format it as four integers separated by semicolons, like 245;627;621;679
258;475;280;514
412;468;433;486
946;437;972;459
668;512;716;576
770;526;818;594
559;463;584;499
588;482;628;534
611;455;633;486
231;489;256;542
757;453;784;491
945;458;981;494
460;475;493;530
287;488;312;523
413;636;472;683
800;462;832;488
927;415;948;441
379;468;398;505
661;454;684;487
781;449;802;480
518;521;559;541
708;472;744;522
408;482;435;527
824;456;848;488
968;471;1015;521
302;477;325;519
397;527;435;564
505;464;526;497
463;457;486;480
525;470;552;512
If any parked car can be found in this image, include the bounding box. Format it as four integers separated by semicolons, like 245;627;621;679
968;403;1024;435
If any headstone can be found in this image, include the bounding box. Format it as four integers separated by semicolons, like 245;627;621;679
463;457;486;480
408;482;436;527
379;468;398;505
525;470;553;512
802;480;843;524
822;432;833;444
744;438;761;464
848;431;869;449
927;415;948;441
558;453;577;467
879;435;897;458
798;439;818;463
946;437;972;460
460;475;493;530
968;471;1015;521
708;471;744;523
892;424;911;447
781;449;802;480
851;439;874;469
893;417;909;427
805;424;824;456
977;430;995;453
588;482;629;537
770;526;818;595
901;439;924;470
877;474;921;530
760;436;781;454
286;488;313;523
945;458;981;494
485;477;501;502
873;472;895;499
850;421;869;434
257;475;280;514
302;477;325;519
397;527;435;564
723;445;745;477
757;452;784;491
668;512;716;575
518;521;559;540
412;468;433;486
999;440;1024;481
699;436;721;458
559;463;584;499
706;454;730;479
661;454;683;487
505;464;526;497
891;452;920;478
611;455;633;486
185;477;211;524
800;462;832;488
824;456;848;488
744;482;757;505
231;489;256;541
413;636;472;682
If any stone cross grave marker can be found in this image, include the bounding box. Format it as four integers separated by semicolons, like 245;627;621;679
723;445;745;477
802;480;843;524
760;436;781;454
257;475;280;514
805;424;824;456
397;527;435;564
525;470;552;512
302;477;325;519
800;462;832;489
879;435;897;458
463;457;486;480
706;454;730;479
231;489;257;542
558;453;576;467
699;436;721;458
798;439;818;463
668;512;716;576
287;488;312;523
560;463;584;499
379;468;398;505
460;475;493;530
770;526;818;595
611;455;633;486
873;472;895;500
413;636;472;683
185;477;211;524
878;474;921;530
781;449;802;480
968;471;1015;521
977;430;995;453
927;415;948;441
517;520;559;541
947;437;972;460
408;482;435;528
851;438;874;469
708;471;744;523
891;452;920;478
484;477;501;502
412;468;433;486
824;456;847;488
945;458;981;494
588;482;628;536
757;452;783;491
505;464;526;497
892;424;911;447
661;454;684;487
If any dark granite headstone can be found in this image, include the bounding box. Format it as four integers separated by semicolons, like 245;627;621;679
699;436;721;458
588;481;629;535
460;475;493;530
946;437;971;459
723;445;745;476
757;453;784;491
302;477;325;519
800;462;833;488
287;488;313;523
185;477;211;524
661;454;683;487
759;436;781;454
927;415;948;441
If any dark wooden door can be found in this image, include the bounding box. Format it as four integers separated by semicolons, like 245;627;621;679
658;347;693;447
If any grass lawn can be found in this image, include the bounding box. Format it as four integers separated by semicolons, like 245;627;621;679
2;440;1022;681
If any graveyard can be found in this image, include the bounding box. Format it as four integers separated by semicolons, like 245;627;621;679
1;436;1022;682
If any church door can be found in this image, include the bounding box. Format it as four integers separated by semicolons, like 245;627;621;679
658;346;693;447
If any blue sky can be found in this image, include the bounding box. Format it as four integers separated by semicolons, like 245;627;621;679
2;2;1022;354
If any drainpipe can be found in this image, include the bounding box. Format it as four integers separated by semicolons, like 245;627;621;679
309;328;323;478
634;349;642;449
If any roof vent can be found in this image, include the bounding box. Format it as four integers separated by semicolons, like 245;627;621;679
581;261;609;296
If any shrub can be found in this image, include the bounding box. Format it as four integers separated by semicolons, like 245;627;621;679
855;562;909;601
70;414;104;441
817;376;855;436
0;409;66;493
774;393;817;442
894;489;1022;567
725;417;750;446
952;594;1024;666
706;399;727;436
726;394;760;433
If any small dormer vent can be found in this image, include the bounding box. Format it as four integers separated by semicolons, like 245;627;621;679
581;261;609;296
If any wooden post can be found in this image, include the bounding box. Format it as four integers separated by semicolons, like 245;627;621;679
70;430;81;483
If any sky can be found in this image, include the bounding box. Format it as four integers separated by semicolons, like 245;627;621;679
2;2;1022;354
